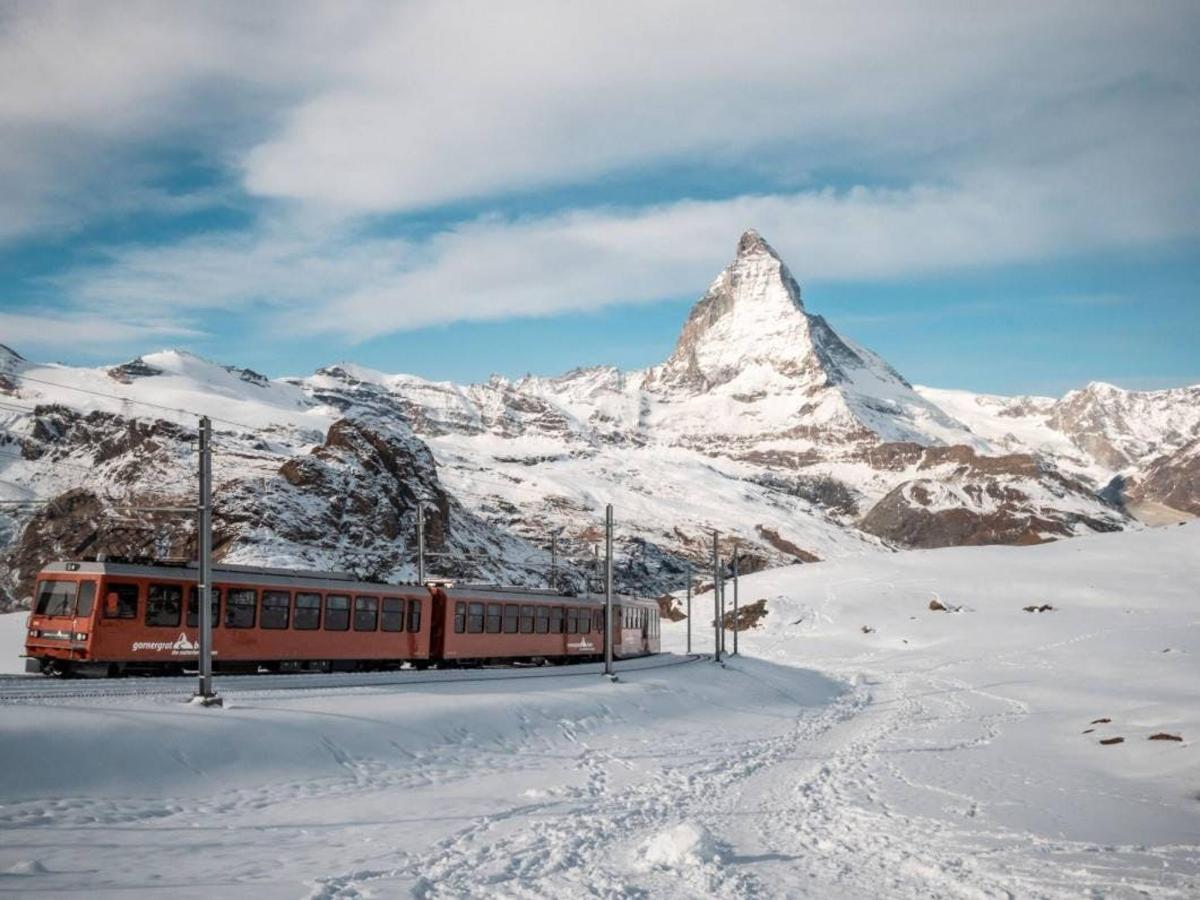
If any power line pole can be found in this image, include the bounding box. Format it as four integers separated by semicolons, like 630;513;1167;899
550;530;558;591
685;560;692;655
604;504;614;678
732;544;739;656
193;416;220;707
711;530;721;663
416;504;425;584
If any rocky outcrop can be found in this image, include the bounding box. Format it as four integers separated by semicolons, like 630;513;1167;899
1126;438;1200;516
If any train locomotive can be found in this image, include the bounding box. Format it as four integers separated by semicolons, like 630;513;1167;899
23;560;662;677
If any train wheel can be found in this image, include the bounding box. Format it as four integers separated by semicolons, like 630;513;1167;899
46;659;73;678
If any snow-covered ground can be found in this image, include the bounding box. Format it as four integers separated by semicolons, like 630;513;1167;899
1;525;1197;897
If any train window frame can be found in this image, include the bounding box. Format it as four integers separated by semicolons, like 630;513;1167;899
502;603;519;633
535;605;550;634
381;597;405;632
146;583;183;628
294;592;321;630
186;587;222;629
579;608;591;634
35;580;77;617
466;602;485;634
76;581;97;618
550;606;564;634
408;598;421;633
226;588;257;629
566;608;578;634
594;610;603;632
486;603;502;634
519;605;535;633
454;601;466;634
354;595;379;632
324;594;350;631
102;582;139;619
261;590;290;630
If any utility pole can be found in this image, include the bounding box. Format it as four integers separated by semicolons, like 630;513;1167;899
416;504;426;584
711;531;721;662
685;560;692;654
604;504;614;678
732;544;739;656
550;530;558;591
193;416;220;706
719;560;726;656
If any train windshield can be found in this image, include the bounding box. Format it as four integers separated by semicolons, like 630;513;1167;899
34;580;78;617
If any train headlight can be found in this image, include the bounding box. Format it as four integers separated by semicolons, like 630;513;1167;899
28;629;40;638
73;632;88;641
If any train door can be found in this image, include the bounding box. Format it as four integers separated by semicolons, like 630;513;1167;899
428;587;448;659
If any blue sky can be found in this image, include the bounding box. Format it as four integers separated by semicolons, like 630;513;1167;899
1;2;1197;396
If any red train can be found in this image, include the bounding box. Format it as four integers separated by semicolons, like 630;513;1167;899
23;560;662;677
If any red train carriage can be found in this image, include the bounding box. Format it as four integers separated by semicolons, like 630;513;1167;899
25;561;431;676
432;585;661;665
23;561;661;676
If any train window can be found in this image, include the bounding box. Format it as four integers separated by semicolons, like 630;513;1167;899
503;604;519;633
75;582;96;617
325;595;350;631
566;608;577;634
186;587;221;629
226;589;257;628
594;610;603;632
381;597;405;632
486;603;502;634
408;598;421;633
262;591;290;630
467;602;485;634
550;606;564;634
102;583;138;619
520;605;534;633
294;592;321;630
535;605;549;634
579;608;590;634
354;596;379;631
454;601;466;633
35;580;77;617
146;584;183;627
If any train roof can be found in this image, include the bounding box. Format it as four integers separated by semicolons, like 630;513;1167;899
39;561;659;607
39;560;423;596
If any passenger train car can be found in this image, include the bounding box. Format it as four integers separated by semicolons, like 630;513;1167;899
23;560;662;676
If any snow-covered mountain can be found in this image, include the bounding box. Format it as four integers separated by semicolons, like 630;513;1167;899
0;231;1194;608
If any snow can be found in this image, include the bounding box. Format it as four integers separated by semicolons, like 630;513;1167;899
1;525;1197;896
639;822;721;869
0;610;27;672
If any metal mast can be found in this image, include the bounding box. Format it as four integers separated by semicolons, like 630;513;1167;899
194;416;219;706
732;545;739;656
416;504;426;584
711;530;721;662
604;504;614;677
685;560;692;654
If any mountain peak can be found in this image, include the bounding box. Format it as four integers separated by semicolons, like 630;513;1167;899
736;228;779;260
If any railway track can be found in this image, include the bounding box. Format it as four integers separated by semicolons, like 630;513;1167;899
0;653;706;703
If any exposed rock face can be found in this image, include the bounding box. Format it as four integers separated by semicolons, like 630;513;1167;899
1047;382;1200;470
1126;439;1200;516
0;402;546;609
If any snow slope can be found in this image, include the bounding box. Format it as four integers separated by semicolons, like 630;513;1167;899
1;526;1196;897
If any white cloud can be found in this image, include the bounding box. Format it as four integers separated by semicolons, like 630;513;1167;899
2;1;1198;350
49;160;1200;343
0;311;202;353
